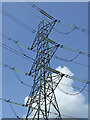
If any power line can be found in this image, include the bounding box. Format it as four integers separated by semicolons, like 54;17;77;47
0;98;26;107
26;2;87;33
12;71;90;93
60;82;88;92
0;42;35;61
53;75;88;92
17;2;78;35
52;72;88;84
0;9;36;34
0;97;85;119
0;8;88;60
0;62;88;118
2;63;29;76
14;69;88;92
5;33;88;57
1;62;89;84
17;2;42;21
0;8;88;57
0;42;88;84
55;53;80;62
54;27;77;35
1;3;88;118
57;82;88;95
1;33;35;52
13;70;33;87
1;62;88;93
1;42;88;84
24;1;81;35
58;44;88;57
1;4;88;61
0;98;25;119
1;33;89;68
55;55;89;68
8;103;20;119
1;62;88;92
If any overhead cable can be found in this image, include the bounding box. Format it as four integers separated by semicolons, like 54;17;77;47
0;9;36;34
57;82;88;95
2;63;29;76
1;63;89;84
0;42;35;61
0;97;82;119
17;2;78;35
1;33;89;58
27;2;87;33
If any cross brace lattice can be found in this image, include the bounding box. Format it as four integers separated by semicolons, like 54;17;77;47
25;20;63;120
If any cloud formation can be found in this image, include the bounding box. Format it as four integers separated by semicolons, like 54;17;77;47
52;66;88;118
24;66;88;118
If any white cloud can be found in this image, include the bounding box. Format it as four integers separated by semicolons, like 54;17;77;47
24;66;88;118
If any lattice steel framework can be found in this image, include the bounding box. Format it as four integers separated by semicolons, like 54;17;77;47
25;20;64;120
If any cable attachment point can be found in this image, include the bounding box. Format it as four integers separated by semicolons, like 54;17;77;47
61;73;65;78
56;44;60;47
32;30;36;33
25;73;29;76
16;116;19;118
10;67;15;70
32;4;36;8
74;26;77;29
79;51;82;54
73;25;79;29
57;20;60;23
60;45;63;48
25;103;28;107
14;41;18;44
6;99;10;102
27;47;30;50
54;19;58;23
64;74;69;78
30;47;33;50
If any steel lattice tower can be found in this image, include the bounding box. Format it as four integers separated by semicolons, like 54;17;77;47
25;19;64;120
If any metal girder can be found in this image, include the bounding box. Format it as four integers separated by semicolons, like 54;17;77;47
45;66;60;74
41;35;58;45
26;20;62;120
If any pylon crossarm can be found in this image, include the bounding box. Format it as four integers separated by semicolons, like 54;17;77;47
29;46;59;76
41;35;58;45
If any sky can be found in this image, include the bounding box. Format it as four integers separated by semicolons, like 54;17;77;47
1;1;88;119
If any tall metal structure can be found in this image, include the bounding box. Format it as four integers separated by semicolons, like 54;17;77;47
25;19;64;120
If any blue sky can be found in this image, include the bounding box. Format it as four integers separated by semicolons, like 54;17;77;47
2;2;88;118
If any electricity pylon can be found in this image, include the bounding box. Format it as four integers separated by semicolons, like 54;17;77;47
25;19;64;120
